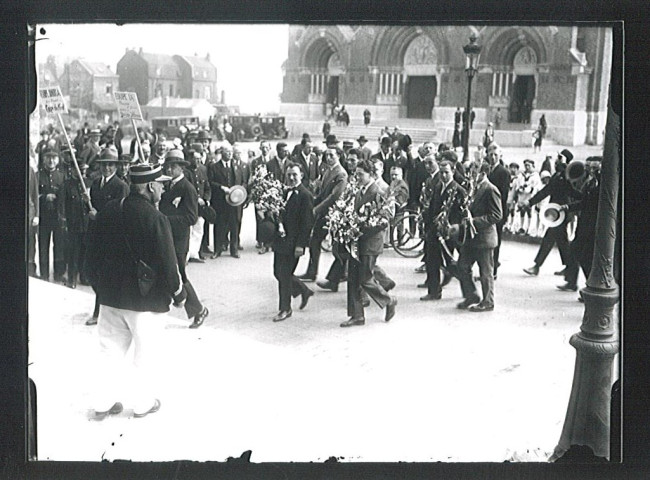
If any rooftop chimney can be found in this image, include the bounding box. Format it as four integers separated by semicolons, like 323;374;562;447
139;47;143;55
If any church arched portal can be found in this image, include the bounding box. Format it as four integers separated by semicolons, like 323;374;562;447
509;46;537;123
403;34;438;119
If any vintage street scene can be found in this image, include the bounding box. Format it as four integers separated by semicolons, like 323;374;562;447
28;23;620;463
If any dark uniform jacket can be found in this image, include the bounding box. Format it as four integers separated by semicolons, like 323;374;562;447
63;176;90;233
567;179;599;246
29;167;40;222
38;167;66;228
79;142;101;170
86;193;181;313
464;179;502;249
273;184;314;255
159;176;199;257
186;164;211;203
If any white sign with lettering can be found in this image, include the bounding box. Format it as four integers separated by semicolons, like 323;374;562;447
113;91;143;120
39;86;67;115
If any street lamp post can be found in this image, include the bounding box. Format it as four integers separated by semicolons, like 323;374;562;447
550;88;620;462
462;35;481;164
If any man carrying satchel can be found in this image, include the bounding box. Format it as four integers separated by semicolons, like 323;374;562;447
85;163;187;420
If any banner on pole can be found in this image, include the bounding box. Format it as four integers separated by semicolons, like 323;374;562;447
114;91;143;121
39;86;67;115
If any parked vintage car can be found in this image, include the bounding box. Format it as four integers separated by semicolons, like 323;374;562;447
151;116;201;138
229;114;289;142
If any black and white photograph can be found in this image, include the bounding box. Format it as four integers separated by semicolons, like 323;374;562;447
23;20;624;468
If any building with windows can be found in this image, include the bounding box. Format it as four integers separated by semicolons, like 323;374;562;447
59;59;119;118
280;25;612;145
116;49;218;106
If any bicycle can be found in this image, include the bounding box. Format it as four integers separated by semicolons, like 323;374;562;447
390;205;424;258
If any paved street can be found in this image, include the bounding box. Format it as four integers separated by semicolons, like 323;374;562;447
28;200;605;463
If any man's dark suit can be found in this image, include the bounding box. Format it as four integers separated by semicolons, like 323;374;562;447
208;160;245;255
563;178;599;286
291;151;320;191
87;174;129;317
457;178;502;308
528;171;578;268
371;151;395;185
488;161;510;276
305;163;348;278
86;193;181;314
159;176;203;319
273;185;314;311
422;179;467;296
347;182;392;319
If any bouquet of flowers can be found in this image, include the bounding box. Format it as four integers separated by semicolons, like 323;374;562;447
325;177;361;245
249;164;287;238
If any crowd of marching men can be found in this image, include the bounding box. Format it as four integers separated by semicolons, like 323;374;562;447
28;119;604;323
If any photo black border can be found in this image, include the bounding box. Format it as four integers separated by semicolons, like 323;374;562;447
2;1;647;478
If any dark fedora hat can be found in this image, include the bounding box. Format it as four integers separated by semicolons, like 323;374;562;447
558;149;573;162
196;130;212;141
357;135;368;143
96;146;119;162
324;134;340;145
380;136;392;146
164;148;188;167
118;154;135;163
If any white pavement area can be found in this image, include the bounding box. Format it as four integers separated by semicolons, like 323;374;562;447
28;203;615;463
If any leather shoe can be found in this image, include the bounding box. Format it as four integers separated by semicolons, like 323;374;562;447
523;265;539;276
440;273;452;287
272;310;292;322
211;251;222;259
554;268;567;276
199;252;207;260
316;280;338;292
417;283;427;288
457;296;481;309
85;316;98;326
361;298;371;308
188;257;205;264
189;307;208;329
68;280;77;289
385;297;397;322
414;264;426;273
468;303;494;312
297;273;316;282
340;317;365;327
384;280;396;291
557;282;578;292
133;399;161;418
230;252;240;258
201;247;214;255
420;293;441;301
237;245;244;251
91;402;123;420
258;246;270;255
299;290;314;310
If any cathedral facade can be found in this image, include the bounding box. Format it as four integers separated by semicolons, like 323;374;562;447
280;25;612;146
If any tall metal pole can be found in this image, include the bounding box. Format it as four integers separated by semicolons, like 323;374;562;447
550;82;620;461
463;72;474;164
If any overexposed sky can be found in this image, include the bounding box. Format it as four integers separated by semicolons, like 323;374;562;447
36;23;289;113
